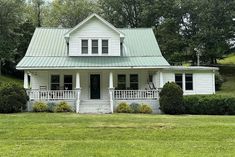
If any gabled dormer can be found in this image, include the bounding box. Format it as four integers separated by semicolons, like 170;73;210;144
64;13;125;56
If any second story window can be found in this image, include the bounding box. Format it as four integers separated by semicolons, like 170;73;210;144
81;40;88;54
102;40;108;54
92;40;98;54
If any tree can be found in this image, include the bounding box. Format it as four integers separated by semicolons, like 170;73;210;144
45;0;97;28
0;0;24;76
180;0;235;64
99;0;158;28
25;0;47;27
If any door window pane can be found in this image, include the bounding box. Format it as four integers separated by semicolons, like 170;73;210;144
185;74;193;90
117;75;126;90
92;40;98;54
82;40;88;54
130;74;138;90
51;75;60;90
175;74;183;89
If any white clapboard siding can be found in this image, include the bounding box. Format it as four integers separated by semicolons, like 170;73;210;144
69;17;120;56
31;71;49;90
194;73;214;94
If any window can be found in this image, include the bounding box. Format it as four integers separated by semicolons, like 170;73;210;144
92;40;98;54
148;74;153;83
102;40;108;54
175;74;183;89
185;74;193;90
64;75;73;90
117;75;126;90
51;75;60;90
130;74;138;90
82;40;88;54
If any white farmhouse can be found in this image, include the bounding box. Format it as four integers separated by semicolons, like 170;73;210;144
17;14;218;113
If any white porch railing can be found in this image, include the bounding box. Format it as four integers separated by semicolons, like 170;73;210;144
27;90;78;100
113;90;159;100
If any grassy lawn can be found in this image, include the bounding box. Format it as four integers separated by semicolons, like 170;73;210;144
218;53;235;65
0;113;235;157
0;75;23;85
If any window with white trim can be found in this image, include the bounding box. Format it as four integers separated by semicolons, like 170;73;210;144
64;75;72;90
175;74;183;89
185;74;193;90
81;40;88;54
92;40;98;54
130;74;138;90
102;40;108;54
51;75;60;90
117;75;126;90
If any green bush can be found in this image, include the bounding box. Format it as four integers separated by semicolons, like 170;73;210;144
139;104;153;114
47;102;56;112
183;95;235;115
215;72;224;91
130;102;141;113
116;102;131;113
159;82;184;114
33;102;48;112
54;101;72;112
0;82;28;113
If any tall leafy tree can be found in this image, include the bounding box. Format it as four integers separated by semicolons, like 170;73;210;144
45;0;97;27
180;0;235;64
99;0;157;28
0;0;24;75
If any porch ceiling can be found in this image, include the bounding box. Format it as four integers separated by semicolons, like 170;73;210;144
16;56;170;69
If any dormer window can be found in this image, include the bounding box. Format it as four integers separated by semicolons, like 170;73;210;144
92;40;98;54
82;40;88;54
102;40;109;54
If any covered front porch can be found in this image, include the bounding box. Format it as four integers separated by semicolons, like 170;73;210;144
24;69;163;113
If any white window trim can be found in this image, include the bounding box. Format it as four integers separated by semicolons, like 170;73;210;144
80;38;110;56
101;39;109;55
175;73;194;92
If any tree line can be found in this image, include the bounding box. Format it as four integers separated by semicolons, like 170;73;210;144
0;0;234;77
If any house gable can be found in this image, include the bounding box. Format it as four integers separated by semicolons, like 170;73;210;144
65;14;124;56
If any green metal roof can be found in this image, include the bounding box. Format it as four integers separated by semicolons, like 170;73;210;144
17;27;169;69
17;56;169;69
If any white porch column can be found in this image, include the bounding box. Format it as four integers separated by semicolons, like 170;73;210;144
76;72;80;89
24;71;29;89
159;71;164;88
212;72;215;94
75;72;81;113
109;72;114;113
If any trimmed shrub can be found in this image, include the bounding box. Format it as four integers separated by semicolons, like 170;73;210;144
159;82;184;114
215;72;224;91
139;104;153;114
130;102;141;113
0;82;28;113
54;101;72;112
47;102;56;112
33;102;48;112
116;102;131;113
183;95;235;115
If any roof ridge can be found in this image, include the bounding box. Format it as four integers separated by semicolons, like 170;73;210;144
36;27;71;30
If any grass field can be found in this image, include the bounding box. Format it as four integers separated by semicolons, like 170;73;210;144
0;75;23;85
0;113;235;157
217;53;235;97
218;53;235;65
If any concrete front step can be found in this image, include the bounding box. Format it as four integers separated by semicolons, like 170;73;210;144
79;100;111;114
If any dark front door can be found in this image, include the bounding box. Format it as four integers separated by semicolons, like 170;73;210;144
90;74;100;99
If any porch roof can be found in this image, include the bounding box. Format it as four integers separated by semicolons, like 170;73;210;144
16;56;169;69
